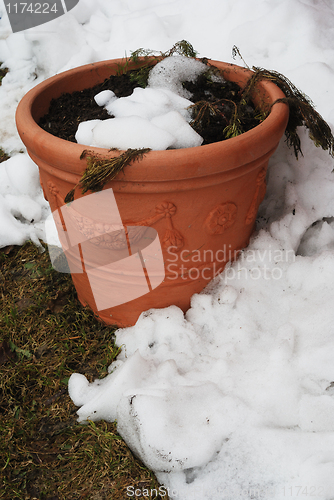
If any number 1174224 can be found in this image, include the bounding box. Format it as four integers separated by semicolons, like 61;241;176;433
6;3;58;14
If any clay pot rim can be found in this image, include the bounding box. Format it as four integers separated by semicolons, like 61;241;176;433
15;58;289;182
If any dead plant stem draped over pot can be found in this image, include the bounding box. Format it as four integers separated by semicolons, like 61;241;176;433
232;45;334;159
242;68;334;159
64;148;151;204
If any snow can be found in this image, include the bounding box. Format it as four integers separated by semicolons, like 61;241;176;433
147;55;209;98
0;153;50;246
79;65;205;150
151;110;202;149
2;0;334;498
91;115;176;150
93;89;116;106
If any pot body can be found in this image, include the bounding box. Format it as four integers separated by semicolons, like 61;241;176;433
16;58;289;327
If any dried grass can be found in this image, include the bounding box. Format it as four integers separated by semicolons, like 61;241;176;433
0;242;167;500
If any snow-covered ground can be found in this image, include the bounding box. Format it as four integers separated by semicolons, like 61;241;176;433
1;1;334;499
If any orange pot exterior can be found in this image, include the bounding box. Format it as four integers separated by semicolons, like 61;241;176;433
16;58;289;327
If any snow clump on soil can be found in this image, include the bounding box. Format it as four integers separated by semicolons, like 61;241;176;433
147;55;209;98
75;56;208;151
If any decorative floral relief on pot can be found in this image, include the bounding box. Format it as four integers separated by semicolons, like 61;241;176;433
205;202;238;234
72;216;147;250
47;181;184;252
155;202;184;252
245;168;267;225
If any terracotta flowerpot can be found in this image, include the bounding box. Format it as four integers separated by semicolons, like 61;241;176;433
16;58;289;327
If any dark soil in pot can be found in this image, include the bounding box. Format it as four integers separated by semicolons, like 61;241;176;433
38;65;262;146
